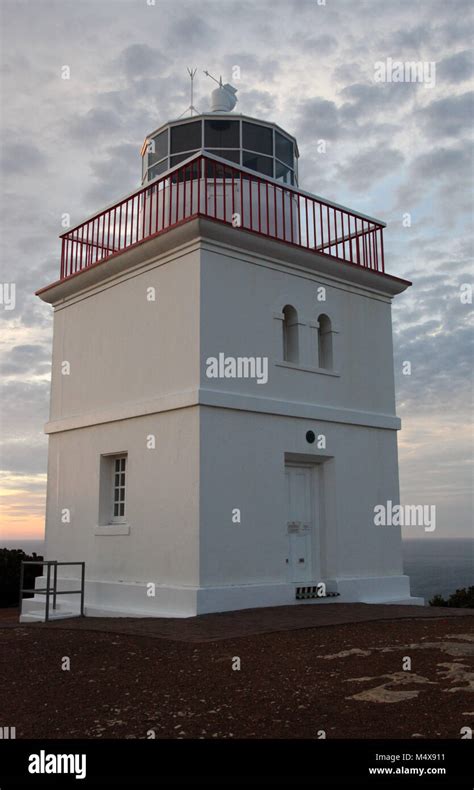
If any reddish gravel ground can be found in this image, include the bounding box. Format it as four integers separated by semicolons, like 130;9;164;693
1;609;473;740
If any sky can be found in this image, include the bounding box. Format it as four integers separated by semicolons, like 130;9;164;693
0;0;472;542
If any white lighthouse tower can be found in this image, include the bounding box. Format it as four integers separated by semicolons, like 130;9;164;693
25;84;422;620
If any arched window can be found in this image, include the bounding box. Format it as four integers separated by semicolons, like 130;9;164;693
282;305;299;363
318;314;333;369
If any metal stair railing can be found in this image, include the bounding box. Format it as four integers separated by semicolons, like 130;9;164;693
19;560;85;621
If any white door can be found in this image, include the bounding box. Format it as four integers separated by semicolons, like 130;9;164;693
285;465;314;582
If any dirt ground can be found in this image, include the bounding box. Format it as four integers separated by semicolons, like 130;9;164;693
2;607;473;739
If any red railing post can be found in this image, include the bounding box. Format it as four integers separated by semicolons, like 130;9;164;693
281;187;286;241
249;175;253;230
240;169;243;228
60;238;65;279
176;170;180;224
348;215;353;263
231;166;235;223
223;165;227;223
213;160;217;218
380;227;385;272
273;183;277;239
148;186;153;233
197;157;202;215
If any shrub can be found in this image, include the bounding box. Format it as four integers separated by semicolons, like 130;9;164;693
0;548;44;608
429;586;474;608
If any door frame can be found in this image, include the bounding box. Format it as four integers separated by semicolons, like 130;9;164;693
285;461;322;583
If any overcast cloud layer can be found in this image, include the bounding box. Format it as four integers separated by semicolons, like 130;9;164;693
0;0;472;540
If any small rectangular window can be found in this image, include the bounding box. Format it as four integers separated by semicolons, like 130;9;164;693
98;453;129;529
242;122;273;155
112;456;126;520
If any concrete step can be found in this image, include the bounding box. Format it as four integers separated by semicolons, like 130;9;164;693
20;610;76;623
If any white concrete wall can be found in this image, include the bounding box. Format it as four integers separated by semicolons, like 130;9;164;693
49;248;200;421
199;406;404;589
35;221;416;616
199;245;397;416
44;408;200;589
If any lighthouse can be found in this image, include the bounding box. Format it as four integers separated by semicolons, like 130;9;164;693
25;82;422;620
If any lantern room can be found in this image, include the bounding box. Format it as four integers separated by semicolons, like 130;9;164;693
141;114;299;187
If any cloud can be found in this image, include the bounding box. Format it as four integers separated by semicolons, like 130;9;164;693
438;49;474;83
84;142;139;206
295;97;343;142
117;43;169;82
221;53;281;83
395;141;472;208
0;142;47;176
297;34;338;56
166;14;214;49
68;108;123;143
240;89;276;117
340;81;417;123
0;344;50;377
336;145;404;190
416;91;474;139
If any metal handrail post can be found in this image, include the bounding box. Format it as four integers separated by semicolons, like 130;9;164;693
45;563;51;622
80;563;85;616
53;561;58;610
19;561;25;617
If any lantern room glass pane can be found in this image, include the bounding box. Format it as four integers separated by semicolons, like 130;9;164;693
275;160;294;185
242;151;273;177
150;129;168;162
204;120;240;148
242;122;273;155
206;149;240;164
170;151;198;167
275;132;293;167
148;159;168;181
170;121;202;154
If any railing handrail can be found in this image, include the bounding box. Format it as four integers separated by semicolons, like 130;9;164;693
56;153;386;281
60;150;386;239
20;560;85;566
19;559;85;621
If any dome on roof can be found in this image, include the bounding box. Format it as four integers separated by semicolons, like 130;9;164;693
210;83;238;112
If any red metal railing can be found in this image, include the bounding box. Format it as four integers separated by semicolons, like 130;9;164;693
59;153;385;281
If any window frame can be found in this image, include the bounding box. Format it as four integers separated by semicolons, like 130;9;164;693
317;314;334;370
110;454;127;524
282;305;300;363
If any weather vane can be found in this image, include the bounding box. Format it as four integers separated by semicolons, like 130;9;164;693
204;69;238;112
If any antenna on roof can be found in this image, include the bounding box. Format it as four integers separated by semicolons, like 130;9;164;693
177;67;199;119
203;70;222;87
203;70;238;112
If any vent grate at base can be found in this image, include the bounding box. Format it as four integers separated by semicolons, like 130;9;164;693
295;586;340;600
